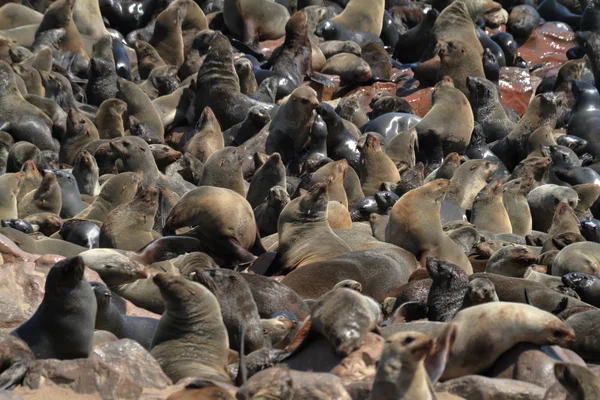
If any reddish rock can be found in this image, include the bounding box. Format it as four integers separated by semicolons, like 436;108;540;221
404;87;434;118
92;339;172;390
518;22;574;66
23;358;143;400
499;67;541;117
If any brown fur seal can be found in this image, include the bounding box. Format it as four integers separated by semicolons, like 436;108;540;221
271;183;351;274
503;177;534;237
149;2;185;67
547;202;580;238
309;159;348;208
191;268;264;354
199;147;246;196
470;178;512;234
184;106;224;163
255;185;290;237
0;172;24;219
441;302;575;380
247;152;287;209
74;171;142;221
552;242;600;276
12;256;97;359
18;171;62;218
437;40;486;96
99;186;159;251
331;0;385;36
134;40;166;80
310;287;381;356
445;159;499;210
163;186;260;268
263;86;320;171
416;76;474;155
554;362;600;398
96;98;127;140
59;109;100;165
117;78;164;141
35;0;85;55
485;245;538;277
150;273;230;384
223;0;289;48
359;135;400;196
0;332;34;390
385;179;473;274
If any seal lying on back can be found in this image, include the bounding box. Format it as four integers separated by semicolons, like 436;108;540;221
150;273;231;384
12;256;97;360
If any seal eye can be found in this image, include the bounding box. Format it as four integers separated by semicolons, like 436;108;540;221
123;141;130;147
403;336;415;345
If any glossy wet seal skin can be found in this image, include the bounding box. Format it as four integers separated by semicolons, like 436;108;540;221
2;0;600;398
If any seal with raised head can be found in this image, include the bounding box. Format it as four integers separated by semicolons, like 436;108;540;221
18;171;62;218
386;179;473;274
99;186;159;251
12;256;97;359
150;273;231;384
359;134;400;197
471;178;512;234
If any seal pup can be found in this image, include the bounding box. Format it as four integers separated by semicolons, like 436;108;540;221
427;257;470;322
191;268;264;354
269;183;351;274
99;186;159;251
183;106;224;163
247;152;287;209
12;256;97;359
59;109;100;165
18;171;62;218
467;76;516;142
150;273;231;384
255;185;290;237
385;179;473;274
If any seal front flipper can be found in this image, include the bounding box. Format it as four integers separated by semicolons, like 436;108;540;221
425;323;457;385
230;38;267;61
248;251;278;275
308;72;335;88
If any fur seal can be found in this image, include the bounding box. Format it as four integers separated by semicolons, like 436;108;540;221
385;179;473;273
485;245;538;277
0;332;34;390
437;40;486;97
223;0;289;48
527;184;578;232
270;183;351;274
194;32;276;130
95;99;126;140
91;281;158;350
467;76;516;142
471;178;512;234
427;257;470;322
117;78;164;141
53;169;85;218
150;273;230;383
199;147;246;196
315;19;384;47
330;0;385;36
416;76;474;155
148;2;186;67
310;287;381;356
58;219;100;249
59;109;100;166
247;152;286;209
0;173;24;220
18;171;62;218
163;186;261;268
74;171;142;221
503;177;534;237
444;159;499;211
0;61;56;151
255;185;290;237
183;106;224;163
359;135;400;196
12;256;96;359
441;302;575;380
191;268;264;354
552;242;600;276
563;272;600;306
99;186;159;251
35;0;85;55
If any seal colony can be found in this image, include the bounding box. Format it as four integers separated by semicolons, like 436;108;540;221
3;0;600;398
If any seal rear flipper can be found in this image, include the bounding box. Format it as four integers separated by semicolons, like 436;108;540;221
223;237;257;268
425;323;457;385
135;235;202;263
0;361;29;390
249;228;267;256
230;38;266;62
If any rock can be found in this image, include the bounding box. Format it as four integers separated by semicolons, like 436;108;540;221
499;68;541;117
22;358;143;399
91;339;172;390
436;375;546;400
